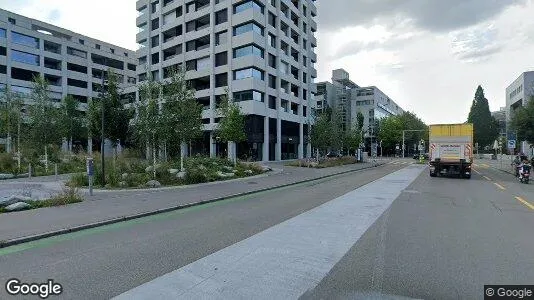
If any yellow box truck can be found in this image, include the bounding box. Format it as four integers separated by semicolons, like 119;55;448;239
428;123;474;179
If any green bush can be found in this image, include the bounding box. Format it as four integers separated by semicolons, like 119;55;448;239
185;168;208;184
0;153;16;174
68;173;88;187
29;186;83;208
125;173;150;187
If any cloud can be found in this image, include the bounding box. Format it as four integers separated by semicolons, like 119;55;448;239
450;23;503;62
317;0;526;33
46;9;61;22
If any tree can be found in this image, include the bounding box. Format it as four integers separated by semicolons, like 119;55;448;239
329;107;342;151
133;75;164;177
88;70;132;150
59;95;85;153
343;122;362;155
0;86;24;154
162;66;203;171
310;111;331;156
27;75;62;170
511;95;534;145
216;89;246;163
467;85;499;149
378;116;403;151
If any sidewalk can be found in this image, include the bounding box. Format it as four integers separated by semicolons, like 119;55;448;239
0;161;385;245
475;156;514;174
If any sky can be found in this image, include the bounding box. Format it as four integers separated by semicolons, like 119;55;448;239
1;0;534;124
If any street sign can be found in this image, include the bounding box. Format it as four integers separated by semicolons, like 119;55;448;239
507;131;517;141
418;145;424;151
508;140;516;149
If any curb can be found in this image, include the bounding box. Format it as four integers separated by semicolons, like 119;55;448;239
0;162;387;248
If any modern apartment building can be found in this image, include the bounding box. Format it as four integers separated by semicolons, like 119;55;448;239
0;9;137;151
315;69;404;154
505;71;534;154
135;0;318;161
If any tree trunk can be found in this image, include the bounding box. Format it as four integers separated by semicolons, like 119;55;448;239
152;140;156;179
228;141;237;164
17;120;21;170
180;142;188;172
45;145;48;173
69;136;73;153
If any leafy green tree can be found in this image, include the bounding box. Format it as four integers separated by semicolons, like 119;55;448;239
162;66;203;171
467;85;499;148
59;95;86;152
310;111;332;156
27;75;62;170
133;75;164;177
343;122;362;155
88;70;132;150
0;86;24;154
511;95;534;144
378;116;403;151
216;89;246;163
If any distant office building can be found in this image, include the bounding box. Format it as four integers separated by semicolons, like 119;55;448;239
314;69;404;154
135;0;318;161
0;9;137;151
505;71;534;154
491;107;506;138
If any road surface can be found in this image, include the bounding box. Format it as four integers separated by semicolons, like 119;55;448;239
1;159;532;299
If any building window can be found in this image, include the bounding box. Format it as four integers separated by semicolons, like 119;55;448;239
0;47;5;56
11;50;40;66
12;32;39;49
268;12;276;27
151;0;159;13
67;62;88;74
234;90;264;102
268;33;276;47
268;95;276;109
67;78;88;89
234;68;264;81
268;74;276;88
0;28;6;38
233;44;264;59
215;51;227;67
110;48;115;54
215;73;228;87
268;53;276;68
215;9;228;25
0;65;6;74
152;18;160;30
127;63;136;71
233;22;264;36
44;40;61;54
95;44;101;50
79;39;85;45
151;35;160;48
215;30;227;46
152;52;159;64
8;18;16;25
67;47;87;58
196;56;210;70
44;57;61;70
234;0;264;14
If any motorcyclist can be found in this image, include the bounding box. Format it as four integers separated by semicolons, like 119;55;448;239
513;155;521;176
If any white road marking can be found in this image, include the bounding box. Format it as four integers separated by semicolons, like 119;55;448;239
114;166;425;300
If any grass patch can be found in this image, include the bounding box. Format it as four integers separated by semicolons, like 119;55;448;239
286;156;359;168
0;186;83;214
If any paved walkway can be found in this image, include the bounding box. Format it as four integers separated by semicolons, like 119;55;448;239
0;160;388;243
473;155;514;174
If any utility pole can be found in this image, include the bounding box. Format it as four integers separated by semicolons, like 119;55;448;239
100;66;106;186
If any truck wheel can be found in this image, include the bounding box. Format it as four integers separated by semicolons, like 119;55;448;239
464;174;471;179
430;171;437;177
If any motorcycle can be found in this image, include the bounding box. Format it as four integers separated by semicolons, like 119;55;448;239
519;164;531;184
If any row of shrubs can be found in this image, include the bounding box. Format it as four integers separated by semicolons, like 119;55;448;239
68;155;266;188
286;156;359;168
0;186;84;214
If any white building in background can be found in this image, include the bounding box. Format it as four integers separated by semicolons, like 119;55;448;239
505;71;534;154
0;8;137;153
135;0;318;161
315;69;405;155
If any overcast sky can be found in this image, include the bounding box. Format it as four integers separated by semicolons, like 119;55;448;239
2;0;534;124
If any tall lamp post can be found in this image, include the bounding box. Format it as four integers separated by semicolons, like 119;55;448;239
100;66;107;186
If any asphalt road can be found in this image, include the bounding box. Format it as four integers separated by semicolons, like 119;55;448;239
2;160;531;300
303;162;534;299
0;161;410;300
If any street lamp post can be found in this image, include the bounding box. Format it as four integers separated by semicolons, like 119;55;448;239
100;66;106;186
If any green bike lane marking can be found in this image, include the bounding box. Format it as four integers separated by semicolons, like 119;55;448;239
0;172;355;257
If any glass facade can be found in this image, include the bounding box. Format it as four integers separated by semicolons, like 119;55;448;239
233;22;263;36
0;28;6;38
11;50;40;66
234;90;263;102
233;44;264;59
234;0;263;14
234;68;263;80
12;31;39;48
